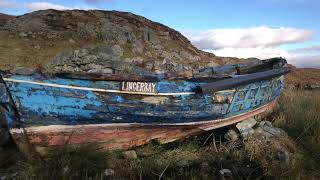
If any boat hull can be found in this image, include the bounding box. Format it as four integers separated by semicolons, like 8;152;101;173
0;66;287;152
10;100;276;152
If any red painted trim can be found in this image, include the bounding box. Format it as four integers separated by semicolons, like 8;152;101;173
10;100;277;150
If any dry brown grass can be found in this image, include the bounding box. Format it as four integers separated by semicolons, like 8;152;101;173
286;68;320;88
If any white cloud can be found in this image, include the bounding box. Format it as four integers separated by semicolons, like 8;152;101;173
0;1;20;8
289;54;320;68
0;1;95;11
26;2;72;11
182;26;313;49
289;45;320;53
207;47;319;68
288;46;320;68
183;26;319;68
207;47;290;59
83;0;113;4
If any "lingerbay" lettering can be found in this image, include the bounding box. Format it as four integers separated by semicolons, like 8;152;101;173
121;82;157;93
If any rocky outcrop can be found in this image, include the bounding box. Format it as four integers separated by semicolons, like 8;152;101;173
0;10;260;73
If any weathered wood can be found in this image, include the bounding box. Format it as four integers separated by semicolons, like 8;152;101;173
200;67;289;93
0;72;285;128
10;100;276;151
0;59;287;153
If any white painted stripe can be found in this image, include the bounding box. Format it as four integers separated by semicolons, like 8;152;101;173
3;78;195;96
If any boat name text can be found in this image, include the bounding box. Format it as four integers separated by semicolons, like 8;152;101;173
121;82;157;93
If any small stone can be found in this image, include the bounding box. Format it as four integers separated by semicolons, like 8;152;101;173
104;168;115;176
224;129;239;141
122;150;138;159
19;32;27;37
63;166;69;174
69;38;75;43
219;168;233;180
34;45;41;50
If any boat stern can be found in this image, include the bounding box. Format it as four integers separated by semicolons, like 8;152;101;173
0;73;20;129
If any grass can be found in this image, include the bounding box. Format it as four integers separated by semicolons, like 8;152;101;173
0;33;104;71
267;90;320;179
0;90;319;180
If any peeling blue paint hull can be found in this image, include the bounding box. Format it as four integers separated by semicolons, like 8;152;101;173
0;62;288;150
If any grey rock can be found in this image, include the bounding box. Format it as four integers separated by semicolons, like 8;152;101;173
254;121;287;139
224;129;239;141
240;128;255;139
236;118;257;138
236;118;257;130
100;68;114;74
77;49;89;58
259;121;273;128
80;55;98;65
122;150;138;159
82;64;103;71
219;169;233;180
132;40;144;54
111;45;123;56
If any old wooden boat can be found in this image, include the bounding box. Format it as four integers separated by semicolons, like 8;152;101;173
0;58;289;152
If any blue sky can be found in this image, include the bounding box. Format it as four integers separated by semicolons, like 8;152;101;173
1;0;319;68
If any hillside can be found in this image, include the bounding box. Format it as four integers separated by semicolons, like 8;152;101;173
0;9;258;73
286;68;320;89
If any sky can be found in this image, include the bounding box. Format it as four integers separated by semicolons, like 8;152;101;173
0;0;319;68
